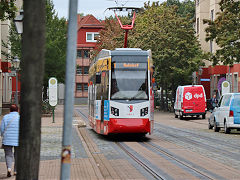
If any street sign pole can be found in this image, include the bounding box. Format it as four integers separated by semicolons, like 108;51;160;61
60;0;78;179
52;107;55;123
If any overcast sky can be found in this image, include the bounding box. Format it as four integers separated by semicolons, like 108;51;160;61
52;0;163;20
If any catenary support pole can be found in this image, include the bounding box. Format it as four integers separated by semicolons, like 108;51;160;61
124;29;128;48
60;0;78;179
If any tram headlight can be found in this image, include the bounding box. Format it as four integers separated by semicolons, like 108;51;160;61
111;106;119;116
140;107;148;116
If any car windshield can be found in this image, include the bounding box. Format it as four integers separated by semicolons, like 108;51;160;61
111;63;148;100
231;95;240;107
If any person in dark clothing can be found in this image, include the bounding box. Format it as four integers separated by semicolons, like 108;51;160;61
210;94;218;112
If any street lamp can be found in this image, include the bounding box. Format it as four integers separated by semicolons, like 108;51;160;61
13;10;23;105
12;57;20;104
14;10;24;34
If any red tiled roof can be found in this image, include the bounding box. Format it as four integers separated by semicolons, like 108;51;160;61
78;14;104;29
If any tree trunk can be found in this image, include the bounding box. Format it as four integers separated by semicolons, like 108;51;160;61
17;1;45;179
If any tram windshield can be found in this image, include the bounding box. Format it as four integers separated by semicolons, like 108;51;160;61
111;62;148;100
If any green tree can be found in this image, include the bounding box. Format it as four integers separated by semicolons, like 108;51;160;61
0;0;17;20
204;0;240;65
94;2;203;111
2;0;67;94
94;15;132;53
44;0;67;88
167;0;195;19
130;2;203;110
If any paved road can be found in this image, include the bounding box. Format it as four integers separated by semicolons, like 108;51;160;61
0;105;239;179
76;106;240;180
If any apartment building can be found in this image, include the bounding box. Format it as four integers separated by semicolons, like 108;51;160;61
195;0;239;99
0;1;23;114
75;15;104;104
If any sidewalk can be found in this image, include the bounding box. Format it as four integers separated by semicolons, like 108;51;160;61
0;105;89;180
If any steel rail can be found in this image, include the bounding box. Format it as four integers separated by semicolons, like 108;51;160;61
115;142;165;180
143;142;215;180
155;122;240;150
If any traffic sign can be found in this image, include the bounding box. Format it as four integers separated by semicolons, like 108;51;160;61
221;80;230;95
49;77;58;106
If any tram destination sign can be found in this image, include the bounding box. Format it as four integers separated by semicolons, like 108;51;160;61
113;62;147;69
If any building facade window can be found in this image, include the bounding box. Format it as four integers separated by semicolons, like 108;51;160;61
84;50;89;58
76;49;90;59
76;83;82;91
76;66;89;75
76;83;88;91
77;49;82;58
233;73;238;92
76;66;82;74
210;40;213;53
226;73;233;92
84;84;88;91
84;67;89;74
86;32;99;42
196;18;199;34
211;9;214;21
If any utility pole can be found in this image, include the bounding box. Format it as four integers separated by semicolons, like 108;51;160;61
60;0;78;179
16;0;45;179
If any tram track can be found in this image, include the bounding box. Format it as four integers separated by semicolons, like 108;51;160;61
76;108;166;179
140;141;219;180
75;107;240;179
155;122;240;151
154;127;240;163
115;142;166;180
75;108;89;123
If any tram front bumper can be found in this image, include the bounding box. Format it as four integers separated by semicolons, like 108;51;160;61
108;118;150;134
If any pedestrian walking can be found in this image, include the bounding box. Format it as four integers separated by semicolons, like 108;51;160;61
0;104;20;177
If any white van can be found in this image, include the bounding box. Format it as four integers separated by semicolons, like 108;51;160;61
210;93;240;134
174;85;207;119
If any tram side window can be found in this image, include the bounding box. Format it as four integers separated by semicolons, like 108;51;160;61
96;71;109;100
102;71;109;100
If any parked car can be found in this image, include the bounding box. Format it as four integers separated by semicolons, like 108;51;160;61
174;85;207;119
208;93;240;134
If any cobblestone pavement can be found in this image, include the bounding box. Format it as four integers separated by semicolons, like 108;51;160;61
0;105;88;179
